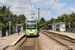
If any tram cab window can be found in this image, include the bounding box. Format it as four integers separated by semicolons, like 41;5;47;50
27;24;36;29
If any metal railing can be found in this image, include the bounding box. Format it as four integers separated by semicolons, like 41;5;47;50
66;28;75;33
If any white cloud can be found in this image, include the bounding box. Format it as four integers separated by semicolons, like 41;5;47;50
41;11;51;20
56;12;61;14
23;12;31;18
63;6;75;14
56;6;75;15
0;0;67;20
35;0;66;10
53;6;75;20
52;3;66;9
52;16;58;19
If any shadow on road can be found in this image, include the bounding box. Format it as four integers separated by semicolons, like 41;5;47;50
26;35;40;38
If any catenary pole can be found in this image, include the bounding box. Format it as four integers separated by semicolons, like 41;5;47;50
9;14;10;35
38;8;40;31
38;8;40;23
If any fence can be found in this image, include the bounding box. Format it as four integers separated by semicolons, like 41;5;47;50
66;28;75;33
2;30;15;37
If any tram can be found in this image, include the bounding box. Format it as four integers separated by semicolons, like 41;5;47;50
25;19;39;36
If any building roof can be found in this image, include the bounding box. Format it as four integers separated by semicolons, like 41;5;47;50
16;24;22;26
53;22;66;25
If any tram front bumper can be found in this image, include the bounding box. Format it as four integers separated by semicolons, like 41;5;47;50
26;33;37;36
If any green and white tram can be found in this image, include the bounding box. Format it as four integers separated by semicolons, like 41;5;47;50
25;19;39;36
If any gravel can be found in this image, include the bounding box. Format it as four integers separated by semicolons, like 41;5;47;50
42;31;75;50
37;32;69;50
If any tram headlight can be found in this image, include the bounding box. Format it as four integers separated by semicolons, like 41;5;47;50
34;31;37;33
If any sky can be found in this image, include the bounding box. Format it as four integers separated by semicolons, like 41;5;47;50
0;0;75;21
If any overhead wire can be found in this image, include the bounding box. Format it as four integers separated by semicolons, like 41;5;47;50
30;0;36;19
30;0;33;14
43;0;56;17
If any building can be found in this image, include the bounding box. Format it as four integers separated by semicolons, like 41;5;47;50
16;24;23;32
52;22;66;32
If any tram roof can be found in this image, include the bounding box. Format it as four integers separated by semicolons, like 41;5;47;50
53;22;66;25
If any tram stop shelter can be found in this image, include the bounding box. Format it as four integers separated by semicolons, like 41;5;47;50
52;22;66;32
16;24;23;32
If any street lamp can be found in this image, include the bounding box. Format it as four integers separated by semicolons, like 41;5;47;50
64;16;67;32
64;16;65;22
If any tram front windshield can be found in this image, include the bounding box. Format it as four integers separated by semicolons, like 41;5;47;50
27;24;36;29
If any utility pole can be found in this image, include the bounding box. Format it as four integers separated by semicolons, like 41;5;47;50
38;8;40;32
9;14;11;35
64;16;66;32
38;8;40;23
64;16;65;22
17;18;18;24
69;23;70;28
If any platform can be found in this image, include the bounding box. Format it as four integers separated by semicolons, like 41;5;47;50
45;30;75;39
0;31;25;50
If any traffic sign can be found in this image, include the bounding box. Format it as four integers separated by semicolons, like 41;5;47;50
9;21;11;24
4;19;14;22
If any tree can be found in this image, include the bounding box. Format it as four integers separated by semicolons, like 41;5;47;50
40;17;45;24
0;6;10;30
11;14;18;31
39;17;45;28
68;12;75;28
69;12;75;18
0;6;27;32
44;21;51;30
50;17;54;25
0;22;4;30
19;14;26;24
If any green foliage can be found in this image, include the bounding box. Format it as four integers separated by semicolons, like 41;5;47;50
50;17;54;24
39;17;45;28
44;23;48;29
69;12;75;18
39;12;75;29
40;17;45;24
0;6;26;31
19;14;26;24
0;22;4;30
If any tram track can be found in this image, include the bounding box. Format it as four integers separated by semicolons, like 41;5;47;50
16;36;27;50
16;36;38;50
44;30;75;43
41;30;75;50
